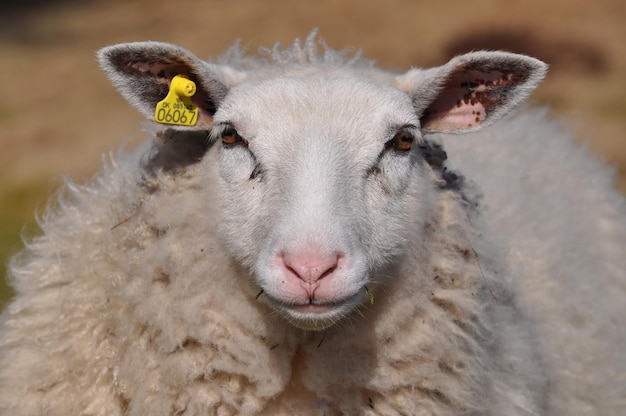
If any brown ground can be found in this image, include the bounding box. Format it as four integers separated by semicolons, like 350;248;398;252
1;0;625;305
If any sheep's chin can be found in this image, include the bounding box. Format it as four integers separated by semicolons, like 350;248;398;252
271;294;361;331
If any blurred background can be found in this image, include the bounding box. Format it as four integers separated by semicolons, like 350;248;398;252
1;0;625;307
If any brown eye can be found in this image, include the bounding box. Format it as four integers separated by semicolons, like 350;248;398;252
386;130;414;152
221;127;246;147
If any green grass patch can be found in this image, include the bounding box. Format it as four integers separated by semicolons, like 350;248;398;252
0;178;56;308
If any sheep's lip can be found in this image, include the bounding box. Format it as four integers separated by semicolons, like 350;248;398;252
269;292;360;311
289;298;354;313
266;292;361;330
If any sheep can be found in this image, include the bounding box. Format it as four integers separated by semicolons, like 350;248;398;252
0;32;625;415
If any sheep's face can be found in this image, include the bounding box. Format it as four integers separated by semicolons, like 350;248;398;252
213;73;434;329
98;38;547;330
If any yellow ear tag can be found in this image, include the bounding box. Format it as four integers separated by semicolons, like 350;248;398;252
154;75;199;126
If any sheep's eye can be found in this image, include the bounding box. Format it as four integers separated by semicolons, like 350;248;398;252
221;127;246;147
385;130;414;152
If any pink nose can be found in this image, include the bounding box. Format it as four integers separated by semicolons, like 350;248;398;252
281;251;341;289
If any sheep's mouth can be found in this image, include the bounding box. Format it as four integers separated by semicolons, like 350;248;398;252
289;296;355;313
268;293;362;330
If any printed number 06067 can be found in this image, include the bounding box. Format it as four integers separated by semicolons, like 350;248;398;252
156;108;196;124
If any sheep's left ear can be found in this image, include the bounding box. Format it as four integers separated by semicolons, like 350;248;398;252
396;51;548;134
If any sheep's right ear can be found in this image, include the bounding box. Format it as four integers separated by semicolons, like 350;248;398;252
97;42;243;130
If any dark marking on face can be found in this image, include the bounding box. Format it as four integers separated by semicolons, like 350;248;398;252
249;164;263;181
419;141;447;169
419;139;479;209
366;166;381;176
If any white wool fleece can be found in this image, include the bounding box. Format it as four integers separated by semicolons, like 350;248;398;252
0;33;624;415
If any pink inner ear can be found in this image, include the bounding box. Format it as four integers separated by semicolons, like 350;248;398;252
129;62;191;83
422;69;519;132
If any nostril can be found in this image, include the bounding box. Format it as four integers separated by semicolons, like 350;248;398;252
280;251;341;284
319;264;337;280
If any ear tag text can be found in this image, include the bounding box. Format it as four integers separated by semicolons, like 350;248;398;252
154;75;199;126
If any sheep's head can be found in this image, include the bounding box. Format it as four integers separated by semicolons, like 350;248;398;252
99;38;546;330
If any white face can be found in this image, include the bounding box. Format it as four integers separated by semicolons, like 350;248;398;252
212;70;436;330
